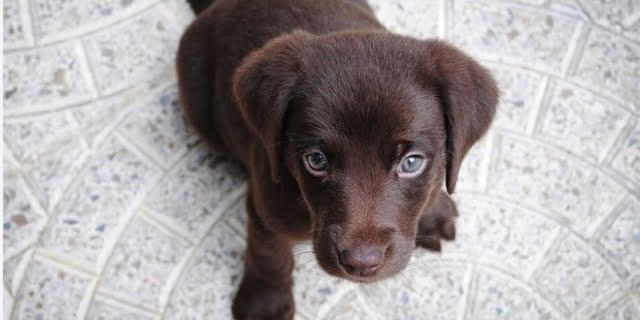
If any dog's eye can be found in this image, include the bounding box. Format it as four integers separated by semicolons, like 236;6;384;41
303;151;328;176
398;154;426;177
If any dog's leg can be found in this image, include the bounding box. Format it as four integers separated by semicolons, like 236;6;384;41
232;195;295;320
415;190;458;252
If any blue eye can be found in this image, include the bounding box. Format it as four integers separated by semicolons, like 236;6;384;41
398;154;426;177
304;151;328;175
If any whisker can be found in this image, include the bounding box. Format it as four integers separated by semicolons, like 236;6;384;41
293;250;315;257
296;258;317;270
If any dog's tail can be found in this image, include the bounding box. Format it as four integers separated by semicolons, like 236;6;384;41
187;0;216;14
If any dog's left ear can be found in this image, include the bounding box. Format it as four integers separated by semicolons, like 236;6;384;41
422;41;499;194
232;31;309;182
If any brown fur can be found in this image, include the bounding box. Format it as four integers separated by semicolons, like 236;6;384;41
177;0;498;318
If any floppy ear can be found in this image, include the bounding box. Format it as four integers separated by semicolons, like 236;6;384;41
232;32;308;182
423;41;498;194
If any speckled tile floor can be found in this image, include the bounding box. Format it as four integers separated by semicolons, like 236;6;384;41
3;0;640;319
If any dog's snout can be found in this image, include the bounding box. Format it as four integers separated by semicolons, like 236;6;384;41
338;246;385;276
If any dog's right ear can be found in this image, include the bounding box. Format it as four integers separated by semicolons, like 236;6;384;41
232;31;309;182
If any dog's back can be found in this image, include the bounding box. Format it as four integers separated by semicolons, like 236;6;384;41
178;0;383;161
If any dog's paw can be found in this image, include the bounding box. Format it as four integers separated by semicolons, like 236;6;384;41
415;191;458;252
232;275;294;320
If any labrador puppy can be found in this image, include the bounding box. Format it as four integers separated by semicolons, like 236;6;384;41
177;0;498;318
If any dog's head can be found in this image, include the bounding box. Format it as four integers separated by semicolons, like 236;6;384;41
233;31;497;282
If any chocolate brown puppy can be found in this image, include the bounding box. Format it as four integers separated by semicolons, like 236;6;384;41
177;0;498;318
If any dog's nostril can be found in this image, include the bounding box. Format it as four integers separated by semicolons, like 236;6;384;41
339;246;384;276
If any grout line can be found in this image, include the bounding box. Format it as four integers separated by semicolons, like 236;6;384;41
458;190;634;287
4;46;177;120
478;58;640;117
92;290;161;315
93;168;166;271
158;187;247;319
480;264;566;319
157;245;197;313
478;130;495;194
3;84;127;119
570;276;629;319
112;131;166;173
144;182;248;245
138;211;196;245
455;190;557;231
23;0;38;46
573;234;628;288
532;229;626;318
92;292;160;318
599;116;637;166
458;190;564;223
596;109;635;167
623;10;640;27
8;140;106;293
316;286;355;320
11;171;49;221
18;0;162;48
43;150;92;214
65;111;91;156
483;132;502;194
587;193;633;241
600;165;638;195
105;80;183;170
561;21;589;77
4;283;14;310
23;144;89;238
7;254;36;320
20;0;35;48
81;165;166;319
223;214;248;239
353;289;383;320
457;263;475;320
564;0;593;24
8;248;35;298
77;277;100;320
526;76;550;136
523;226;563;282
50;113;95;209
113;129;170;171
3;94;95;119
32;250;97;278
87;79;176;149
3;174;49;258
3;141;20;170
495;128;635;193
632;286;640;312
74;40;100;100
569;0;592;22
139;208;197;246
438;0;448;39
2;240;30;265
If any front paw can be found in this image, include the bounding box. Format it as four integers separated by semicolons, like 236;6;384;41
416;190;458;251
232;274;294;320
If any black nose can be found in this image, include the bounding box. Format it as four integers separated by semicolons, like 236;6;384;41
339;246;385;276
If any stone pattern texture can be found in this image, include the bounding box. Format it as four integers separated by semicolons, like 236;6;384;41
3;0;639;319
